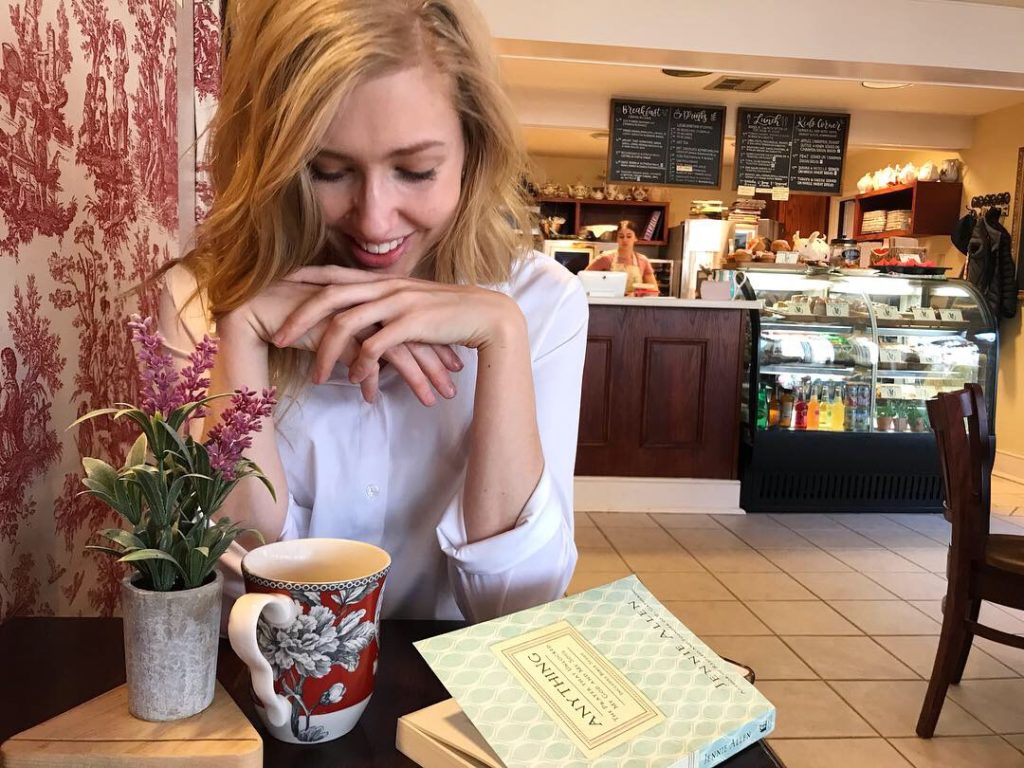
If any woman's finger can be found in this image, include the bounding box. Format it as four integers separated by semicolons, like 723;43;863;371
407;343;457;399
284;264;396;285
350;314;430;382
431;343;463;372
381;344;437;406
359;362;380;404
274;280;409;348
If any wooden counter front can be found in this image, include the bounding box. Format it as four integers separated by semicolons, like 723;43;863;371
576;303;749;479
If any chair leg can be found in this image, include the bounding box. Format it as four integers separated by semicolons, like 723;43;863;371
950;598;980;684
917;588;970;738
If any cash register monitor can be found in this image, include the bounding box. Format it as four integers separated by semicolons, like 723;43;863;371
577;270;627;298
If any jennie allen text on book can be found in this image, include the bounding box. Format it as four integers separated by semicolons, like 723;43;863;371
409;576;775;768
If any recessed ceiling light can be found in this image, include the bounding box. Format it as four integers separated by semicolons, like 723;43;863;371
590;131;608;140
861;81;912;89
661;68;713;78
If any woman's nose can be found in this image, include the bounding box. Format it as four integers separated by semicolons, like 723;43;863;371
350;175;397;240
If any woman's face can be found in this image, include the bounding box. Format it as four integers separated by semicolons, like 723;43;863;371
309;64;465;276
617;227;637;249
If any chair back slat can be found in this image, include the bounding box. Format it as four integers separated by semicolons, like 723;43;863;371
928;385;990;561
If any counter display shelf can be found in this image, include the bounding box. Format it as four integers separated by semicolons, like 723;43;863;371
738;269;997;513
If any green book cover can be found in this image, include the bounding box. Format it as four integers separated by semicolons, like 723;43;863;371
414;575;775;768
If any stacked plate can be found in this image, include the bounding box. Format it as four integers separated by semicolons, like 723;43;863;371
885;209;913;231
861;210;888;234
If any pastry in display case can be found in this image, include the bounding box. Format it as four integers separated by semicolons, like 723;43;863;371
738;269;997;513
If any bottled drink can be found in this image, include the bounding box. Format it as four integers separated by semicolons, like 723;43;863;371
779;387;795;429
768;385;780;428
794;382;808;430
831;384;846;431
756;385;769;430
807;382;820;430
819;383;833;431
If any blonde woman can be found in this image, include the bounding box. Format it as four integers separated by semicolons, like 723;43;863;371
159;0;587;622
585;220;659;295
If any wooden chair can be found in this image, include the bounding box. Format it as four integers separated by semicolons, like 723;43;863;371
916;383;1024;738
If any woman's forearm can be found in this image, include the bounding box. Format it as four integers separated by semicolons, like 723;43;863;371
207;312;290;545
462;309;544;544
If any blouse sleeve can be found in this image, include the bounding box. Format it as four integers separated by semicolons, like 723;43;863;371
435;270;588;622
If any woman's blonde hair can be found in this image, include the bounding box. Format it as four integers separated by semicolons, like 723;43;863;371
179;0;531;392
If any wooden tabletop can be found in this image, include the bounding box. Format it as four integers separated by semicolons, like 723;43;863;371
0;617;784;767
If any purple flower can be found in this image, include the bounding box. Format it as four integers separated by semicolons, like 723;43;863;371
206;386;277;481
173;334;217;418
128;314;179;416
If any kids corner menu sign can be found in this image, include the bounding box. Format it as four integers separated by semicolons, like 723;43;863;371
734;108;850;195
608;99;726;188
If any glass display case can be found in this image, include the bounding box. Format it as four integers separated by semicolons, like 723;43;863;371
738;269;997;513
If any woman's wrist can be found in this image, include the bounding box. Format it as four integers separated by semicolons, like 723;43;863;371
479;293;528;353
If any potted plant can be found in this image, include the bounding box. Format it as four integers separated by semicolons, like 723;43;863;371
893;402;910;433
910;406;929;433
72;315;276;721
875;402;894;432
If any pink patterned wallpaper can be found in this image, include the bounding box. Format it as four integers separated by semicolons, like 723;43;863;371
0;0;179;620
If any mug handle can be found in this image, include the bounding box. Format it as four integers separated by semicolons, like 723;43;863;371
228;593;300;727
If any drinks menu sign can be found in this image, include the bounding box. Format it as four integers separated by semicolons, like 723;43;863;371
734;107;850;194
608;99;726;188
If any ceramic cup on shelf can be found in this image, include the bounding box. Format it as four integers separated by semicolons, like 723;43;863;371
228;539;391;744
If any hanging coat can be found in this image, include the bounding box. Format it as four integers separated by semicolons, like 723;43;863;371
965;209;1018;321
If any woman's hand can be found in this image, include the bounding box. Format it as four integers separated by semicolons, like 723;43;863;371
273;265;526;392
225;276;464;406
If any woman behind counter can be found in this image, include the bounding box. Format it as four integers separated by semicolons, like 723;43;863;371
585;220;659;296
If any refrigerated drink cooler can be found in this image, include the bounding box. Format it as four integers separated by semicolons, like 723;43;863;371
739;269;998;513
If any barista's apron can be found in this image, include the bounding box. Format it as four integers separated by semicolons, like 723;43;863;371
611;254;643;295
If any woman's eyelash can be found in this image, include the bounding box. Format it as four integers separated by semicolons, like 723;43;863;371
309;166;346;182
399;168;437;182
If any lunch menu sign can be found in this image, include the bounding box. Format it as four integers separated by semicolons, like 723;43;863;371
734;107;850;195
608;99;726;189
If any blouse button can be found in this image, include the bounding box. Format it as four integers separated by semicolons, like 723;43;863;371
365;484;380;499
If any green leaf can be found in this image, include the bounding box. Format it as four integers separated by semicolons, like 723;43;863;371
85;544;129;558
82;457;118;490
156;419;190;462
98;528;146;551
118;549;186;575
67;407;121;430
123;433;148;470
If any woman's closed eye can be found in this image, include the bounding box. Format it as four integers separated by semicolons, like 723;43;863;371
309;164;349;182
308;165;438;184
396;167;437;183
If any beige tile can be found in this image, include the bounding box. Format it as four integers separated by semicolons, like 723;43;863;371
906;601;1024;634
1006;734;1024;753
634;571;733;601
666;527;751;550
702;635;817;680
574;548;629;572
729;526;817;549
768;738;913;768
574;511;595;528
663;601;772;636
588;511;658;529
830;513;908;529
875;635;1017;679
831;549;925;573
975;638;1024;675
598;526;680;549
863;572;949;600
859;528;944;549
798;528;882;549
771;514;845;530
890;736;1024;768
946;679;1024;733
715;572;817;601
784;636;917;680
746;601;861;635
761;548;853;573
833;680;990;737
650;513;724;529
792;571;899;600
828;600;942;635
905;600;943;622
566;570;631;595
891;547;949;572
574;526;612;548
755;681;874;737
618;549;707;573
689;548;781;573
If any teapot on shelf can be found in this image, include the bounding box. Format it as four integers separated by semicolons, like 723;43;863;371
792;231;829;263
630;186;650;202
539;181;561;197
567;182;589;199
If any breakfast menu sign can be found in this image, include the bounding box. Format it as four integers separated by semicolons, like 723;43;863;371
608;99;726;189
734;107;850;195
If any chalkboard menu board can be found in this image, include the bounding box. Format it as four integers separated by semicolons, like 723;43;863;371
608;99;725;188
734;108;850;194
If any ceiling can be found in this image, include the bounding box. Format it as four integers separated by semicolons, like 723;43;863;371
504;58;1024;159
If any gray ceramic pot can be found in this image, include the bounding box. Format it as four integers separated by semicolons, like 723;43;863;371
121;569;223;721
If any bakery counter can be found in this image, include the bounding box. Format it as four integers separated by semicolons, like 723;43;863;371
576;300;749;487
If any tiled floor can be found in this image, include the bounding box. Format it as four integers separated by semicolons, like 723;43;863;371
568;475;1024;768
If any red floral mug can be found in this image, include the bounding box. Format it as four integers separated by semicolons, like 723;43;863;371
228;538;390;744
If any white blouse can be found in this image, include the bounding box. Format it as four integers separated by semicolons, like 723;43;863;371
159;254;588;622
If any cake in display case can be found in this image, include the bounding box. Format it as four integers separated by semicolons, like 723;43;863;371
739;269;997;513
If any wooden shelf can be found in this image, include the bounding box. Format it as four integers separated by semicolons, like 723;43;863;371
853;180;962;240
536;197;671;245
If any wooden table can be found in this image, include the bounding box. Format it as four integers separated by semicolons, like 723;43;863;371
0;618;784;767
